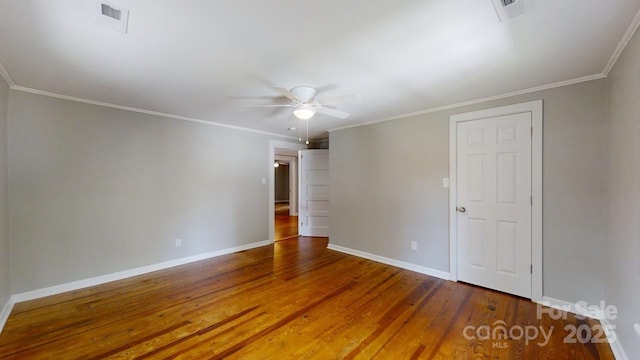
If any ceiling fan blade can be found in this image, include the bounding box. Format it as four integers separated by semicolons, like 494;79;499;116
316;107;350;119
317;93;361;105
271;87;299;102
227;95;284;100
244;104;294;108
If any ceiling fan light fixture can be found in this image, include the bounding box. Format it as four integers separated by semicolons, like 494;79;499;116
293;108;316;120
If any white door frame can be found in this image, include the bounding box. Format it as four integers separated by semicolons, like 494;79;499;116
269;140;307;243
448;100;543;301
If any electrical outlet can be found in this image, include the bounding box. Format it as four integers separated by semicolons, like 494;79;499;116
634;323;640;339
411;241;418;251
175;238;182;248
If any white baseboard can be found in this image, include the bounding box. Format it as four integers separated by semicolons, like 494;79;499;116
327;244;450;280
0;297;15;335
11;240;271;304
327;245;628;358
537;296;630;359
537;296;605;320
601;317;628;360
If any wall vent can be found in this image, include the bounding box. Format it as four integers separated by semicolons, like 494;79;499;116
95;1;129;34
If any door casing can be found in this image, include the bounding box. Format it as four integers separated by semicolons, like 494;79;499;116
269;140;307;243
449;100;543;302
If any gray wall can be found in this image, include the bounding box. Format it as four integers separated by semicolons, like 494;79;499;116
605;25;640;358
8;91;276;293
274;165;290;202
330;79;608;305
0;78;10;307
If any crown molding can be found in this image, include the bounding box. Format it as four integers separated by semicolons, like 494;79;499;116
0;59;296;139
0;62;15;88
4;4;640;138
603;6;640;76
328;73;605;133
11;85;297;139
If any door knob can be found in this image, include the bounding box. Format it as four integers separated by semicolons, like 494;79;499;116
457;207;466;213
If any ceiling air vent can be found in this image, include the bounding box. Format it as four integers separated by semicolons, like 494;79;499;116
492;0;534;22
95;1;129;34
101;4;122;20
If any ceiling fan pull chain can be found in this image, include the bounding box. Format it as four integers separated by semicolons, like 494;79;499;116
306;119;310;145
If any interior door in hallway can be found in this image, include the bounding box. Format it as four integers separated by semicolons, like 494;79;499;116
456;112;532;298
299;149;329;237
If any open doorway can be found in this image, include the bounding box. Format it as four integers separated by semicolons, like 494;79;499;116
268;140;306;243
274;152;298;240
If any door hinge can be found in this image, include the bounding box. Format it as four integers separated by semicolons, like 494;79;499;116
530;264;533;274
530;196;533;206
531;127;533;137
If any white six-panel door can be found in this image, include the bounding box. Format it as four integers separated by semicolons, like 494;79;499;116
457;112;532;298
299;150;329;237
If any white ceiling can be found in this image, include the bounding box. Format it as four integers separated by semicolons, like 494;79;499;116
1;0;639;139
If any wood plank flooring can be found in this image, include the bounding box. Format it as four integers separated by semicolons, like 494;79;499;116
0;237;615;359
275;202;298;241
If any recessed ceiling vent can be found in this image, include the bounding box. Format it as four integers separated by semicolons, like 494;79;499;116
101;4;122;20
95;1;129;34
492;0;534;22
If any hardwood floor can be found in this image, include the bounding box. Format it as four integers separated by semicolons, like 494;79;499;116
275;202;298;240
0;237;614;359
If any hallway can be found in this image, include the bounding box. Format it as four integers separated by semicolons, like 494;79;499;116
275;202;298;241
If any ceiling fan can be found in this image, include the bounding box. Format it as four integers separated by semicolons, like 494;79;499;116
246;86;360;120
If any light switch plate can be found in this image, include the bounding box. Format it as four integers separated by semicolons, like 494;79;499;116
442;178;450;188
